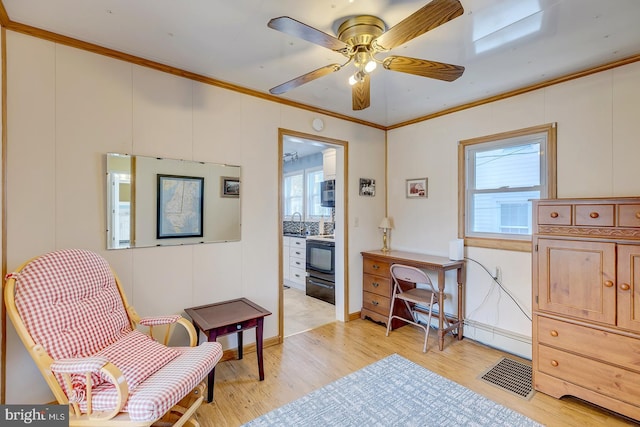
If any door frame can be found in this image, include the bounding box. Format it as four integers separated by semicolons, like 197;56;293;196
278;128;349;342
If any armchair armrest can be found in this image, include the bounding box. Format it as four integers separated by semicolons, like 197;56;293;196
51;356;109;374
51;356;129;421
132;310;197;347
138;314;182;326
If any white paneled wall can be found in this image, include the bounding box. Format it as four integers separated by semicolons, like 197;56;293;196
3;30;386;403
388;61;640;358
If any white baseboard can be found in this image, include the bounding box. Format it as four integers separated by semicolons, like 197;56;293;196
415;310;532;359
463;319;532;360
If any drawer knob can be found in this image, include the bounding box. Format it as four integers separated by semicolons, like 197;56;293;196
636;212;640;219
620;283;631;291
550;330;558;337
589;212;599;219
372;300;379;306
372;282;380;288
373;264;380;270
550;212;559;218
551;360;559;367
604;280;614;288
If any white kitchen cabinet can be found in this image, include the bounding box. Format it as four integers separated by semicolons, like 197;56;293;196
284;237;306;290
322;148;336;180
282;236;290;282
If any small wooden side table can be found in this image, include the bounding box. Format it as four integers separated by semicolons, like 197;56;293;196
185;297;272;402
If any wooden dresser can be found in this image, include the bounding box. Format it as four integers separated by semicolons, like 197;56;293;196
532;197;640;421
361;250;465;350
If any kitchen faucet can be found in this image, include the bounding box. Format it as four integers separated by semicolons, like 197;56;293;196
291;212;304;235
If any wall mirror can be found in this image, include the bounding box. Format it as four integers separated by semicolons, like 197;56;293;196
106;153;241;249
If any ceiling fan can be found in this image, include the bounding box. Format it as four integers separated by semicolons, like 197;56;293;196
267;0;465;111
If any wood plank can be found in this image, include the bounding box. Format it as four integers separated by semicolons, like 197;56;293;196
194;319;637;426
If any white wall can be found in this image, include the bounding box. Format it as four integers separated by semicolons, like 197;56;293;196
387;60;640;358
3;31;386;403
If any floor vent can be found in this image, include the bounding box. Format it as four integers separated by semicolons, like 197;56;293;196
479;357;535;400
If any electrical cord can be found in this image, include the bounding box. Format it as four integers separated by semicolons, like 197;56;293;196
464;256;532;322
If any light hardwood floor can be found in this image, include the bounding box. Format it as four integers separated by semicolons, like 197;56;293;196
196;319;637;427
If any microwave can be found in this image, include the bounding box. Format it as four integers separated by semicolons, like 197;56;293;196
320;179;335;207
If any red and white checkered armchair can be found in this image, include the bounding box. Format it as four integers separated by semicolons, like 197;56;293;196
4;249;224;426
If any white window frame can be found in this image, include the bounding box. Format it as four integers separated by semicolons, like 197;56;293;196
458;123;557;252
283;166;330;221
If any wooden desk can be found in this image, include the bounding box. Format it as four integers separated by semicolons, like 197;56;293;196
185;298;271;402
361;250;465;351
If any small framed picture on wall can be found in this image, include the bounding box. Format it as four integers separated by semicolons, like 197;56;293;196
359;178;376;196
406;178;427;198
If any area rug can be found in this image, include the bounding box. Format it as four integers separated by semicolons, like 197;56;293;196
242;354;542;427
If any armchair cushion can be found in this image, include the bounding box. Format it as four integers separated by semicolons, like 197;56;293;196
13;249;132;361
79;341;223;421
61;330;181;399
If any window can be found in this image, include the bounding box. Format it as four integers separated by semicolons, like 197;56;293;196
284;167;331;220
458;123;556;251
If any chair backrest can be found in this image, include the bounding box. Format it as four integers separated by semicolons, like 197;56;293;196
390;264;435;292
9;249;132;361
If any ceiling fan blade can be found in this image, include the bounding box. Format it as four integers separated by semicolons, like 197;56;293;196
372;0;463;51
269;64;342;95
268;16;350;53
383;56;464;81
352;74;371;111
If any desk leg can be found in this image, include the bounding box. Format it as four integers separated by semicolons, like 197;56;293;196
437;270;446;351
237;331;243;359
256;318;265;381
206;330;219;403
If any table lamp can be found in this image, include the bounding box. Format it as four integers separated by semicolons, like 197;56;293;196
379;217;392;252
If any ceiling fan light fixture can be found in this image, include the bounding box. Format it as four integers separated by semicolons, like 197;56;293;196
364;59;377;73
348;70;366;86
268;0;466;110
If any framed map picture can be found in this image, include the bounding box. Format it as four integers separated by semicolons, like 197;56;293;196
157;175;204;238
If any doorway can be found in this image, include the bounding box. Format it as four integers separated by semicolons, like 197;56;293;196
278;129;348;340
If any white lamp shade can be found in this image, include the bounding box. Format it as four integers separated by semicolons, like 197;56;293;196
378;217;392;229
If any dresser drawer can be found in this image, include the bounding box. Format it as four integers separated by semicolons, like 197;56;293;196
537;316;640;371
537;205;572;225
363;258;391;276
575;204;614;227
363;273;391;297
362;291;390;317
618;204;640;228
537;344;640;405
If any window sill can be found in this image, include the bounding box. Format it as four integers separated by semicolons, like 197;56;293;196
464;237;532;252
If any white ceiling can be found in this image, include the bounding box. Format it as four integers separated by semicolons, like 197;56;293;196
3;0;640;127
